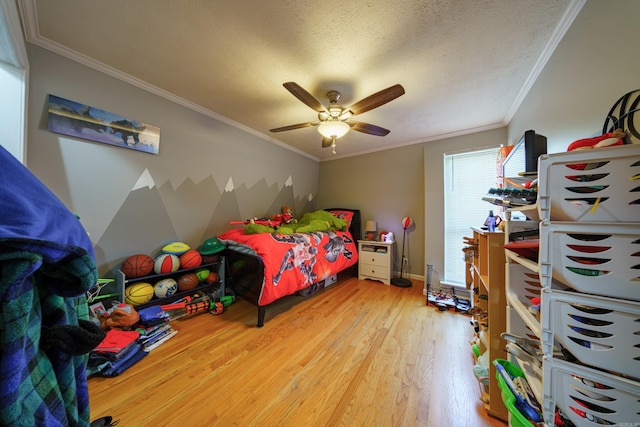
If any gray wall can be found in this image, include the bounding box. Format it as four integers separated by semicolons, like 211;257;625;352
26;44;319;277
317;142;425;278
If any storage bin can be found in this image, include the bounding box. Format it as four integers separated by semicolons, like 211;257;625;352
537;144;640;222
506;262;542;336
493;359;539;427
541;289;640;380
507;307;542;405
539;221;640;302
506;261;542;312
543;358;640;427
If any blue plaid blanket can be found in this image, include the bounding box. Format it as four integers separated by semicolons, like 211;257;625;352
0;145;100;427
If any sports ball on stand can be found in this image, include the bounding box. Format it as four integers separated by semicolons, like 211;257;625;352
401;216;413;229
206;271;219;284
125;282;154;305
154;278;178;298
154;254;180;274
121;254;154;279
179;250;202;269
177;273;199;292
162;241;190;255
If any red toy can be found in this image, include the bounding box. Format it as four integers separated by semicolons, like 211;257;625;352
567;129;625;151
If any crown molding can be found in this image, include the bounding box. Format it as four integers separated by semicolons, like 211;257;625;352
504;0;587;124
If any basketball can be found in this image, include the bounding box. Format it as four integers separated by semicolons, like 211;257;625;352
177;273;199;292
162;241;190;255
154;254;180;275
125;282;154;305
154;278;178;298
206;271;219;284
179;250;202;269
121;254;154;279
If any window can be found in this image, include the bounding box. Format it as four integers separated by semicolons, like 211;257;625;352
443;147;499;285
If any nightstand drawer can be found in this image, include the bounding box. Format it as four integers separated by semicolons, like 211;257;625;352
359;251;388;267
359;264;389;280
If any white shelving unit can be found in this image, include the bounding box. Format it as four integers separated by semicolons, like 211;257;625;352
502;144;640;427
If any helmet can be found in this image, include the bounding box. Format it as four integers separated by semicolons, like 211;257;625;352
200;237;225;255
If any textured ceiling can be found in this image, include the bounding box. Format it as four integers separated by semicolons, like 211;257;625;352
19;0;582;161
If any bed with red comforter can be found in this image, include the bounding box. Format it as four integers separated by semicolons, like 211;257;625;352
218;209;360;327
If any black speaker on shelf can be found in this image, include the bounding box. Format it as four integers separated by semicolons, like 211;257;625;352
522;129;547;173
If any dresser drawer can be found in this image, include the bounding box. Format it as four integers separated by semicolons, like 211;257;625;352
359;251;388;267
359;264;389;280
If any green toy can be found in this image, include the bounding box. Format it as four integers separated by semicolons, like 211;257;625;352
244;209;347;235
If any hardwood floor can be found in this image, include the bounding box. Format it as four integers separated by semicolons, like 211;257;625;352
88;275;507;426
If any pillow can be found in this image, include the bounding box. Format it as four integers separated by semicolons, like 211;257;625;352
327;210;354;228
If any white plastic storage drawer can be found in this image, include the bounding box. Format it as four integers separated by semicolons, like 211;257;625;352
506;262;542;336
507;307;543;406
539;221;640;302
543;358;640;427
541;289;640;381
537;144;640;222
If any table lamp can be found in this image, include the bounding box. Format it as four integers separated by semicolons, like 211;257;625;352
365;220;377;240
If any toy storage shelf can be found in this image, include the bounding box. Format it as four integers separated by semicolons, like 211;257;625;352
115;256;225;311
502;144;640;427
470;227;508;421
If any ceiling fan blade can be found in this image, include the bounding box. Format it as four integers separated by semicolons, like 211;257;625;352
269;122;317;132
321;136;333;148
349;121;391;136
283;82;327;113
345;84;405;116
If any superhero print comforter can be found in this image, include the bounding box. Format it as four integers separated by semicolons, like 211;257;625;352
218;228;358;306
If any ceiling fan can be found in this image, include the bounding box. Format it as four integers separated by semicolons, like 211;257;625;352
270;82;405;154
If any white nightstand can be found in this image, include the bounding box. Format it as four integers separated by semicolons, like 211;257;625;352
358;240;395;285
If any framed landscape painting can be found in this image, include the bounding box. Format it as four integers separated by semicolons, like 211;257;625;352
47;95;160;154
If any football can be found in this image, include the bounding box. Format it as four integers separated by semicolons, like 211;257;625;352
162;242;190;256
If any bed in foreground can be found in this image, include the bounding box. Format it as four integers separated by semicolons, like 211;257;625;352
219;209;360;327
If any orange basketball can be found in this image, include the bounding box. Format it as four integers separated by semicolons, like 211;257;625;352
121;254;154;279
179;250;203;269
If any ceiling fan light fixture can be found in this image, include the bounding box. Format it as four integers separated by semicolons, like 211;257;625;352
317;120;350;139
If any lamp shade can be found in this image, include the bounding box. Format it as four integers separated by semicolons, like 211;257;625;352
365;220;377;232
318;120;350;139
401;217;413;229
